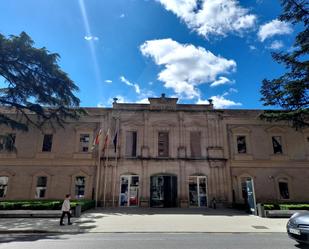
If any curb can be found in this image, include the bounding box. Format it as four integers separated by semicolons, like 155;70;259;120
0;230;287;234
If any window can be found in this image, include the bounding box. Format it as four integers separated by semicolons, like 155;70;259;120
237;136;247;154
0;176;8;198
190;131;201;158
272;136;283;154
75;176;85;198
42;134;53;152
158;132;169;157
79;134;90;152
125;131;137;157
278;180;290;200
0;134;16;152
35;176;47;198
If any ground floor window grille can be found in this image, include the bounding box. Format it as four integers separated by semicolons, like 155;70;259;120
35;176;47;198
278;180;290;200
75;176;85;198
0;176;8;198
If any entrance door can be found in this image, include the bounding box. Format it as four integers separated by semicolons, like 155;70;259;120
189;176;208;207
240;177;256;214
119;175;139;207
150;175;177;207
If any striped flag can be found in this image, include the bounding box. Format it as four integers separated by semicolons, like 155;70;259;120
102;129;110;154
91;129;102;151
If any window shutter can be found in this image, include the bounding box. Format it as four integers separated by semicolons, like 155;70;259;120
125;131;132;157
158;132;169;157
190;131;201;157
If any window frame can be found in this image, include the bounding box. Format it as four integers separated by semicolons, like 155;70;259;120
0;176;9;199
75;175;86;199
125;130;138;158
35;176;48;199
42;134;53;152
190;131;202;158
158;131;169;158
276;177;291;201
236;135;247;154
0;133;16;153
79;133;91;153
272;135;283;155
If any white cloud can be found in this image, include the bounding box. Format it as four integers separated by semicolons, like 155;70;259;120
84;35;99;41
104;79;112;83
120;76;141;94
269;40;284;50
135;98;150;104
97;102;105;107
197;95;241;108
120;13;125;18
249;45;256;50
140;38;236;99
258;19;292;42
157;0;256;38
228;87;238;93
210;76;233;87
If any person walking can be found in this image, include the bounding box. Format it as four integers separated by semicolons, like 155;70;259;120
60;194;72;226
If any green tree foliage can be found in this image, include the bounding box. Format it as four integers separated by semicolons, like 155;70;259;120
260;0;309;130
0;32;84;133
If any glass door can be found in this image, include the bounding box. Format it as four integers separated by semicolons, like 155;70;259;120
189;176;207;207
119;175;139;207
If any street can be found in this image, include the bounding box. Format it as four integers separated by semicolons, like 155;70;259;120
0;233;308;249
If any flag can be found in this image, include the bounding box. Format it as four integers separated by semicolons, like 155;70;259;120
91;129;102;151
113;132;118;153
102;129;110;154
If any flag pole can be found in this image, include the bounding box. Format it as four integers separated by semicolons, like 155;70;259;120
94;121;103;208
103;128;110;208
112;117;119;207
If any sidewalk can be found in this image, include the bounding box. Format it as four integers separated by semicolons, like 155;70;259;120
0;208;289;234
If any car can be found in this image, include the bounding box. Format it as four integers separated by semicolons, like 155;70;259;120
287;211;309;245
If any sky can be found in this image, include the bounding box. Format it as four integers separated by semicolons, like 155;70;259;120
0;0;298;109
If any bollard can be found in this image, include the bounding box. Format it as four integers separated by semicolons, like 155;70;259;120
75;205;82;217
257;203;265;217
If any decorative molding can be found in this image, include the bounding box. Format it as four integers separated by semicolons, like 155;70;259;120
230;126;251;134
265;126;286;134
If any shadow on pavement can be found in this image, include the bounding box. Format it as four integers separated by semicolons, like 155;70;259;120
0;233;82;244
85;207;248;216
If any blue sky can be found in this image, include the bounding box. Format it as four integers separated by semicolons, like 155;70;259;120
0;0;297;109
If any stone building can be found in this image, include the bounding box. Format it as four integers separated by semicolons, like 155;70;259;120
0;95;308;208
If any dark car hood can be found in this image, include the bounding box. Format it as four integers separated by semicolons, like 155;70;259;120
291;212;309;224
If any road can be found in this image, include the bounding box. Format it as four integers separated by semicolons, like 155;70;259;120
0;233;308;249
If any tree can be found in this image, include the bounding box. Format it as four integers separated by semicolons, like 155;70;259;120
0;32;84;137
260;0;309;130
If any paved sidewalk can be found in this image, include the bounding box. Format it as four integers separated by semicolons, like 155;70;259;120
0;208;288;234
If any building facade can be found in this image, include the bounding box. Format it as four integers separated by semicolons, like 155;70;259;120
0;95;308;208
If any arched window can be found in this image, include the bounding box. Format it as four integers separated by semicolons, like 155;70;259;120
278;178;290;200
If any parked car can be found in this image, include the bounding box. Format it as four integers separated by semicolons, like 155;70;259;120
287;212;309;245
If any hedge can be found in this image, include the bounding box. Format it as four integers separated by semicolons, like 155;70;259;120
0;199;95;211
263;203;309;211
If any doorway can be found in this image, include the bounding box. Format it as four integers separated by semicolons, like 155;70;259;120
119;175;139;207
189;176;208;207
150;175;177;208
